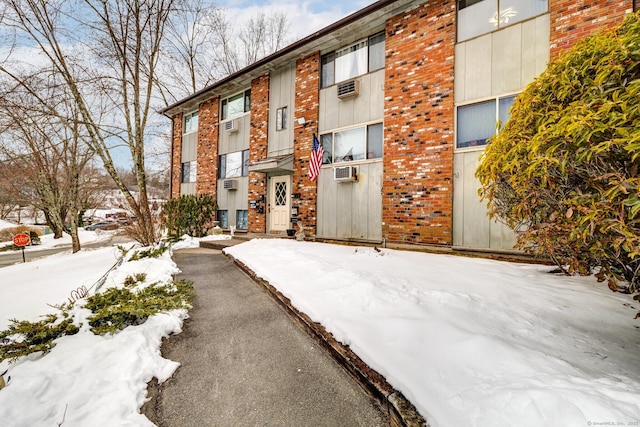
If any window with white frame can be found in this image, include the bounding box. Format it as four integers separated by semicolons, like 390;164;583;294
320;123;383;164
321;32;385;88
276;106;287;131
457;0;548;42
181;161;197;183
221;89;251;120
184;111;198;134
456;94;516;149
218;150;250;178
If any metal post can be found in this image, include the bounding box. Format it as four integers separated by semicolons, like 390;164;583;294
21;246;25;263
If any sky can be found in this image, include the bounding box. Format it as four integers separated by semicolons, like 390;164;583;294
221;0;378;39
1;227;638;426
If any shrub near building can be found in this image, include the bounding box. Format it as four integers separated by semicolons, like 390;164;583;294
161;194;218;239
477;13;640;294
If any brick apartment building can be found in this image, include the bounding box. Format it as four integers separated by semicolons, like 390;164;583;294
162;0;637;251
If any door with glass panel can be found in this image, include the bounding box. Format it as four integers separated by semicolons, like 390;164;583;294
269;175;291;232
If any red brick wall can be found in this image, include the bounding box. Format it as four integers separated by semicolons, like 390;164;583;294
293;51;321;237
170;113;183;199
196;97;219;196
248;74;270;233
382;0;456;245
550;0;633;59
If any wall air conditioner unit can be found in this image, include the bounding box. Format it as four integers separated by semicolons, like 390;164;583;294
224;119;239;133
336;79;360;100
333;166;357;182
223;179;238;190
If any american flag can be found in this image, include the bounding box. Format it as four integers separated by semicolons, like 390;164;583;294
309;134;324;181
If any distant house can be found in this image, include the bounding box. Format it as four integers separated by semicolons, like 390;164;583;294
162;0;636;251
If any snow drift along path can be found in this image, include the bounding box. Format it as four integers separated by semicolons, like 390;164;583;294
225;239;640;427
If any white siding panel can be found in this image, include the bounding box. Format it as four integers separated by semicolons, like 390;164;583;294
492;24;522;94
454;43;467;103
463;35;492;100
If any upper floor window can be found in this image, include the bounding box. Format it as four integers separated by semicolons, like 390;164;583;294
276;106;288;131
181;161;197;183
456;94;516;150
457;0;548;42
321;32;385;88
218;149;249;178
221;89;251;121
320;123;383;164
184;111;198;134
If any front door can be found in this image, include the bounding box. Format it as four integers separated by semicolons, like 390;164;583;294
269;175;290;231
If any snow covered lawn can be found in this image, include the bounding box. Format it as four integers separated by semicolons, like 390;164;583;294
1;236;638;427
0;244;187;427
225;239;640;427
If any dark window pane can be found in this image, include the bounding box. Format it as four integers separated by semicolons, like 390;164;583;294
368;32;385;71
217;210;228;228
498;95;516;130
242;150;249;176
457;100;496;149
218;154;226;179
321;52;335;88
244;89;251;112
320;134;333;164
367;123;383;159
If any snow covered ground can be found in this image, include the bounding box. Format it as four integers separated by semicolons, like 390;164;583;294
225;239;640;427
1;236;639;427
0;219;114;253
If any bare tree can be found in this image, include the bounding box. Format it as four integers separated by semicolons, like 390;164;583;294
1;0;175;246
240;12;290;66
159;0;223;101
0;75;95;252
160;3;291;100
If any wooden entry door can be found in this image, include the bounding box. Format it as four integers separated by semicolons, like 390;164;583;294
269;175;291;231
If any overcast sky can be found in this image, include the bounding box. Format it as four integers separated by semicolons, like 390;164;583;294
220;0;379;40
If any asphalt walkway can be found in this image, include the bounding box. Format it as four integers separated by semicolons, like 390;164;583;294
142;247;388;427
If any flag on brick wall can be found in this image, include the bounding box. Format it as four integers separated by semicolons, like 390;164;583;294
309;134;323;182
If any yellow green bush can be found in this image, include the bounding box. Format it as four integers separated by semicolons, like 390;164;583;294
477;13;640;293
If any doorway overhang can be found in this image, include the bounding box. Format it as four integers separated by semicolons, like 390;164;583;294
248;154;294;173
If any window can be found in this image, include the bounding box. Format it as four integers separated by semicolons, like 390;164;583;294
217;210;228;228
457;0;548;42
218;150;249;178
456;95;516;149
321;32;386;88
276;106;288;131
321;123;383;164
236;210;248;230
181;161;196;183
184;111;198;134
221;89;251;120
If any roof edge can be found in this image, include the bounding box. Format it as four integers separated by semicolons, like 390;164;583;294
160;0;400;117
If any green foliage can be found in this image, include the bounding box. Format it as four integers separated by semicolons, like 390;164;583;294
85;280;194;335
0;280;194;362
161;194;218;238
0;312;79;363
128;244;169;261
477;13;640;292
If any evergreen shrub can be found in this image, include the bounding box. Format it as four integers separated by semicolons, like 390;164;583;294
161;194;218;238
477;13;640;293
